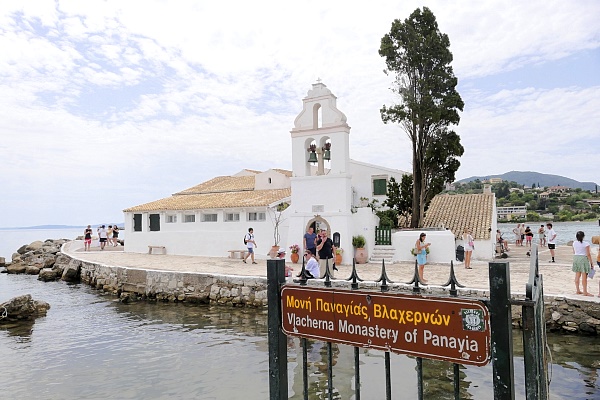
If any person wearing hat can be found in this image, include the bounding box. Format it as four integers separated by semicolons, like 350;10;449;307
276;247;294;277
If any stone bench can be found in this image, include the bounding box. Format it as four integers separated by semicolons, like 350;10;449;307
228;250;247;259
148;246;166;255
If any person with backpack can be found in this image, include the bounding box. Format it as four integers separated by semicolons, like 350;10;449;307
243;228;257;264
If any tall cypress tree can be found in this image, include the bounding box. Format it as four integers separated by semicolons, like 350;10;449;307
379;7;464;228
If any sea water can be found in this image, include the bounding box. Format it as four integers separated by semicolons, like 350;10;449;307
1;273;600;399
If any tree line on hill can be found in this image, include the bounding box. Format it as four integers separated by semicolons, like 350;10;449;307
451;180;599;222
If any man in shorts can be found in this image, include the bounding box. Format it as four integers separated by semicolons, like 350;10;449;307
243;228;257;264
98;225;108;250
546;223;557;262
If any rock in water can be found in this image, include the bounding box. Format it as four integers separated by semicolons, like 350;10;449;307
0;294;50;322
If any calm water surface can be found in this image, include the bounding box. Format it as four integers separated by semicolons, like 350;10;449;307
2;265;600;399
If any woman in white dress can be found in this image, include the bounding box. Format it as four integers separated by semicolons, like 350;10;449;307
462;228;474;269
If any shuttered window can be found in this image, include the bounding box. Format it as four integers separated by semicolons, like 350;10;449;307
149;214;160;231
373;178;387;196
133;214;142;232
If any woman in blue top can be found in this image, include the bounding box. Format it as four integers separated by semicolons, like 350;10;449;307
415;233;431;284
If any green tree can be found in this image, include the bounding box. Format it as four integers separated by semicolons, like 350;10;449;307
383;175;414;226
493;182;510;198
379;7;464;228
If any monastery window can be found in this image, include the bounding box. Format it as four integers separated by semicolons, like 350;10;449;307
133;214;142;232
184;214;196;223
373;178;387;196
202;213;218;222
149;214;160;231
166;214;177;223
225;213;240;222
248;212;266;221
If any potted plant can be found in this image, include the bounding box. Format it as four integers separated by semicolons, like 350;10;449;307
335;248;343;265
352;235;368;264
289;244;300;263
268;202;289;258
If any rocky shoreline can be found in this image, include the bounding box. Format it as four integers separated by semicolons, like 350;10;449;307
2;239;600;335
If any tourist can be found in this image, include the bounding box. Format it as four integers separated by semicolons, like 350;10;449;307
546;223;557;262
572;231;594;296
243;228;257;264
303;226;317;257
316;229;335;276
520;224;526;246
98;225;108;250
415;232;431;283
538;225;546;247
112;225;120;246
107;225;114;247
525;226;533;249
496;230;509;251
303;249;320;279
276;247;294;277
462;228;474;269
84;225;93;251
513;224;521;246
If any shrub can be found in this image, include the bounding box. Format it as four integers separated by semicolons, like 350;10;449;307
352;235;366;248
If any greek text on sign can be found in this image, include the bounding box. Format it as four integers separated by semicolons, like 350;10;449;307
281;286;490;366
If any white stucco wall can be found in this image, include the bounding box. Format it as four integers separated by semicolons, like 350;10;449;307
392;230;456;264
348;160;407;207
123;208;289;259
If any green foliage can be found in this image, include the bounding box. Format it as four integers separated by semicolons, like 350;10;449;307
382;175;413;224
352;235;366;248
376;209;398;227
379;7;464;228
526;211;542;221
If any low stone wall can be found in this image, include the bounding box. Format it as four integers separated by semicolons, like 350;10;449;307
5;244;600;335
58;253;268;307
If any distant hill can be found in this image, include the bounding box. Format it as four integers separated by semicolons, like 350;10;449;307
457;171;598;191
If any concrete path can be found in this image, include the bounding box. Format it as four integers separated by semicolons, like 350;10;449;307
63;241;600;301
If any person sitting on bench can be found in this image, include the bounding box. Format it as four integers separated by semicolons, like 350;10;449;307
496;230;510;251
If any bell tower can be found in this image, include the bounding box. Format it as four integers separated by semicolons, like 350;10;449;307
287;82;353;260
290;80;351;177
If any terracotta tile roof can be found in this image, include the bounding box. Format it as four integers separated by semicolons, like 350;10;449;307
124;188;291;212
422;193;495;240
174;175;255;195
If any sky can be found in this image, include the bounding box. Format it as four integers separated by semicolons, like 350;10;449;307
0;0;599;228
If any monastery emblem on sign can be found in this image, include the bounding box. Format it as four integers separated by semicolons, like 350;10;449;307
461;309;485;331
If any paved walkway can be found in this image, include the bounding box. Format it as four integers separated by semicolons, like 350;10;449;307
63;241;600;301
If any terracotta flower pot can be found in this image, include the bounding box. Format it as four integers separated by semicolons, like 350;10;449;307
354;248;368;264
335;254;342;265
291;253;299;264
270;245;279;259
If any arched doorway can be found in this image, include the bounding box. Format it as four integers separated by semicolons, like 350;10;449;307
306;216;330;236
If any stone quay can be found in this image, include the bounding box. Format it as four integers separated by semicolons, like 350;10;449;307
3;239;600;335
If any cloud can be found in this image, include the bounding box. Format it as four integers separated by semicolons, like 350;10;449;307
0;0;599;227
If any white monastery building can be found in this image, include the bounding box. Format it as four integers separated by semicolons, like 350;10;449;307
123;82;408;263
123;82;497;263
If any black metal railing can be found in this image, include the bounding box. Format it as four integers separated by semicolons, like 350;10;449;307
268;252;549;400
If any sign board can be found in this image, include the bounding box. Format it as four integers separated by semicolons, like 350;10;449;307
281;286;490;366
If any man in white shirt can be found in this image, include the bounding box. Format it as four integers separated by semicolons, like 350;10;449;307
98;225;108;250
546;223;557;262
304;249;320;279
243;228;258;264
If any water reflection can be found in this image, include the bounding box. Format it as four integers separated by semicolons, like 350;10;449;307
1;274;600;399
